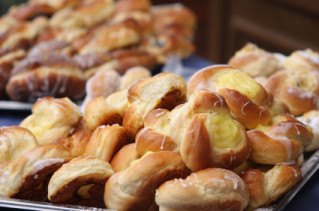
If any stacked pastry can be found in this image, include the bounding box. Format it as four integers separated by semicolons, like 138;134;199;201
0;0;196;102
1;63;317;210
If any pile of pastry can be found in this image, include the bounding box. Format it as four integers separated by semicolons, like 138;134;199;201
0;0;196;102
2;45;319;210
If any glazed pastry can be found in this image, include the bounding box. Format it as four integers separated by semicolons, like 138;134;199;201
283;49;319;72
119;66;151;90
104;151;190;210
137;90;250;171
265;69;319;115
6;66;86;102
85;90;129;130
20;97;82;145
110;143;138;172
79;19;141;54
48;156;113;207
84;124;131;162
188;65;271;129
0;126;38;164
115;0;151;13
228;43;282;77
0;50;26;98
0;144;71;200
151;3;196;39
242;165;301;209
248;114;313;165
298;110;319;151
50;0;115;29
155;168;249;211
123;72;186;135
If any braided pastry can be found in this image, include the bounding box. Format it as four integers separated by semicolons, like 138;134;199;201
115;0;151;13
137;90;250;171
248;114;313;165
104;151;190;210
48;156;113;207
0;144;71;200
155;168;249;211
298;110;319;151
242;165;301;209
0;126;37;164
228;43;282;77
188;65;271;129
20;97;82;145
85;90;129;130
123;72;186;135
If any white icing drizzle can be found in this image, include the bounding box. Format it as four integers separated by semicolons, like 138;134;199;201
31;158;65;174
213;93;224;107
155;111;166;118
291;167;299;178
224;174;240;190
179;178;188;188
135;128;148;142
241;101;250;115
269;135;293;160
160;136;166;150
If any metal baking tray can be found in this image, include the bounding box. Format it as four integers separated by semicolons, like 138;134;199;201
0;149;318;211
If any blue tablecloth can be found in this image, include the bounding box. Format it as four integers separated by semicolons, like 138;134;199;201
0;55;318;210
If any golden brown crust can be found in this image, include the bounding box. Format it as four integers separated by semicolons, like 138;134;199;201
20;97;82;145
0;126;38;164
298;110;319;151
110;143;138;173
0;144;72;199
265;70;319;115
283;49;319;72
248;114;313;164
84;90;129;130
123;72;186;135
155;168;249;211
116;0;151;13
6;66;86;102
84;125;131;162
228;43;282;77
104;151;190;210
242;165;301;209
187;65;271;129
48;156;113;207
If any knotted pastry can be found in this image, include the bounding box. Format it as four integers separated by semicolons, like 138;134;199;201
104;151;190;210
79;19;141;54
283;49;319;72
298;110;319;151
0;50;26;98
248;114;313;165
123;72;186;135
188;65;271;129
0;144;71;200
151;3;196;39
137;90;250;171
110;143;138;172
242;165;301;209
0;126;38;164
228;43;282;77
50;0;115;29
85;90;129;130
6;66;86;102
84;124;131;162
265;69;319;115
155;168;249;211
20;97;82;145
48;156;113;207
8;0;80;20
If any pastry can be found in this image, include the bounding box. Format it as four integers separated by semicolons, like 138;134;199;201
110;143;138;172
298;110;319;151
115;0;151;13
283;49;319;72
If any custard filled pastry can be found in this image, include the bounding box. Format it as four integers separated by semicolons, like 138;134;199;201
20;97;82;145
248;114;313;165
48;156;113;207
188;65;271;129
136;90;250;171
265;68;319;115
228;43;282;77
242;165;301;209
123;72;186;135
156;168;249;211
104;151;190;210
0;144;71;200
